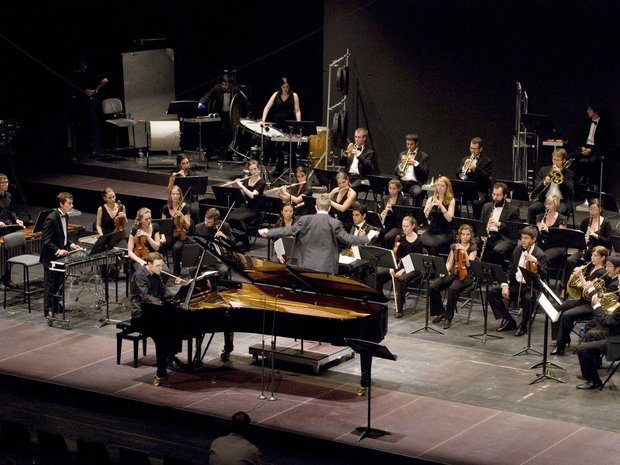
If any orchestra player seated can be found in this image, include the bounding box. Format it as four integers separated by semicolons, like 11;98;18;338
487;226;547;335
527;148;574;224
535;195;567;267
379;179;408;251
429;224;478;329
421;176;455;256
479;182;520;266
194;208;235;280
394;133;430;207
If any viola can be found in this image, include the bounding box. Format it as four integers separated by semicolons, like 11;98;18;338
113;200;127;240
134;232;150;260
456;248;468;281
173;212;187;241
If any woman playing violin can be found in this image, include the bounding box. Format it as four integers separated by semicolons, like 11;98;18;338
375;216;424;318
96;187;126;236
167;154;195;192
127;207;163;272
421;176;455;256
428;224;478;329
228;158;266;252
329;171;357;232
161;185;191;282
380;179;408;250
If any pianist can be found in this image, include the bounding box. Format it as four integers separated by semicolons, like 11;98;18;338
258;193;378;274
129;252;180;385
40;192;82;318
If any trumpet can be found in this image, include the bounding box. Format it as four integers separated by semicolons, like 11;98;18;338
397;149;415;177
344;141;360;157
459;154;476;180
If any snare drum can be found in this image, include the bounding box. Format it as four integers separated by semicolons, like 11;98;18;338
229;119;285;158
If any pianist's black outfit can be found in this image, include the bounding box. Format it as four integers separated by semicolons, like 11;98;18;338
40;209;73;317
130;265;177;379
0;190;20;287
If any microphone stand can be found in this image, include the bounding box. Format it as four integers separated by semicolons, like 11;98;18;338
258;297;268;400
268;294;281;401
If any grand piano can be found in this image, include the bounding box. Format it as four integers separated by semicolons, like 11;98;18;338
141;250;389;384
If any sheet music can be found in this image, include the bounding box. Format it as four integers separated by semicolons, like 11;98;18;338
351;245;361;259
338;254;357;265
274;238;286;258
538;293;560;322
402;254;415;273
538;279;563;305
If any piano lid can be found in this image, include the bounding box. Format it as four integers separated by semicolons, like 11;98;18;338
229;252;388;303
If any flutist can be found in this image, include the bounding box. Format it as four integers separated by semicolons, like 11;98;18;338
329;171;357;232
339;127;379;192
394;133;429;206
379;179;407;250
455;137;492;219
527;148;574;224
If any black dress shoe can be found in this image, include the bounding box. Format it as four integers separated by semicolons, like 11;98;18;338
432;314;445;323
576;380;602;390
395;311;404;319
514;328;527;337
443;320;452;329
497;318;517;332
550;346;565;356
3;281;18;289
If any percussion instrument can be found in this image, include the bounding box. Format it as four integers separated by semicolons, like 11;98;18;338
309;126;329;169
229;119;285;158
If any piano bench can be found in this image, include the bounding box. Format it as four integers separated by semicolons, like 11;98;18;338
116;321;147;368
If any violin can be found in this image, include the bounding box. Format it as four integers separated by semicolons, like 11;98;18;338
134;232;150;260
113;200;127;240
456;247;468;281
173;211;187;241
524;245;538;274
393;235;401;260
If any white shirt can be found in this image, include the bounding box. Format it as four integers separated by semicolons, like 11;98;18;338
587;118;599;146
488;205;503;233
348;147;362;175
401;149;418;181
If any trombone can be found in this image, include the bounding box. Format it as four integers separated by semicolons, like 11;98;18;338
529;158;573;202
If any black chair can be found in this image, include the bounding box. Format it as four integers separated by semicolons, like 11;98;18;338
102;98;137;160
601;335;620;390
116;320;148;368
3;231;43;313
76;438;112;465
118;446;151;465
36;430;71;465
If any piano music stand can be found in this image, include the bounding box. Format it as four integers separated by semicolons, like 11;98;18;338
174;175;209;200
410;254;447;335
344;338;397;441
358;246;397;291
529;274;565;384
450;179;478;218
211;185;247;209
467;260;504;343
391;205;429;229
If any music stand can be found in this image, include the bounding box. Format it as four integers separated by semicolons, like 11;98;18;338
410;253;446;335
450;179;478;218
496;179;530;203
254;195;284;230
313;168;339;191
365;211;383;230
584;190;620;219
98;231;125;328
32;209;54;233
452;216;486;239
152;218;173;237
167;100;199;118
274;120;317;185
502;220;527;243
529;275;565;384
548;227;585;289
512;266;544;357
174;175;209;200
467;260;504;343
211;185;247;209
301;195;317;214
358;246;397;291
391;205;428;229
344;338;397;442
366;175;393;201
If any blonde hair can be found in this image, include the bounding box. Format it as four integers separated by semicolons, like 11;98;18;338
134;208;151;229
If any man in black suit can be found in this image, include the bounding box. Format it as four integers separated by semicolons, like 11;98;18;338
456;137;493;219
258;194;378;274
479;182;521;266
394;133;430;206
339;127;379;192
487;225;548;334
39;192;82;317
527;148;574;223
569;104;614;189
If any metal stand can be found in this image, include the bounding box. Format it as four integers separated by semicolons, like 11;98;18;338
512;285;542;357
530;313;565;384
468;261;503;343
410;255;443;335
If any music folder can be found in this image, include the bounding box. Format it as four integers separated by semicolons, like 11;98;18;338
32;209;54;233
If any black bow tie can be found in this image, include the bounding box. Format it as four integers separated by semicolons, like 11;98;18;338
592;121;598;126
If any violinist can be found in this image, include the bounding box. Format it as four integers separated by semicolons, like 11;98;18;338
329;171;357;232
421;176;455;256
160;185;192;282
277;165;313;208
394;133;430;206
564;198;612;288
194;208;234;279
536;195;567;266
487;226;547;336
428;224;478;329
379;179;407;250
96;187;126;235
167;154;195;192
228;159;266;252
127;208;164;272
552;245;609;355
375;216;424;317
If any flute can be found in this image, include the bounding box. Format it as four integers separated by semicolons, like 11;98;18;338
219;176;252;187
